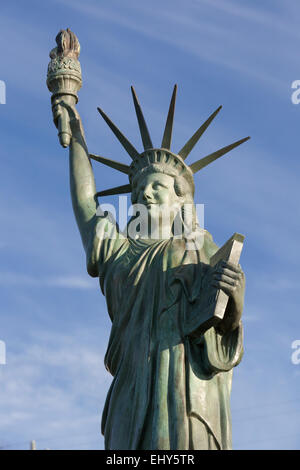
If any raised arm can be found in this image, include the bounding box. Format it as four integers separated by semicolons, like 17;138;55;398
52;95;98;251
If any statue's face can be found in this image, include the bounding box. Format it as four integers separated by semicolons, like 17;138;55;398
136;172;182;211
132;172;185;239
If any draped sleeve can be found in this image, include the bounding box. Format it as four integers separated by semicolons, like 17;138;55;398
191;322;244;374
85;210;127;279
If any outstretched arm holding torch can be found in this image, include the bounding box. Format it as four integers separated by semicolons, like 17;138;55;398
47;29;98;251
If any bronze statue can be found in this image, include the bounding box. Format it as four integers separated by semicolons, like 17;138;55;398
47;29;248;450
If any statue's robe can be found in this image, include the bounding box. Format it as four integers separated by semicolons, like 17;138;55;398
86;214;243;450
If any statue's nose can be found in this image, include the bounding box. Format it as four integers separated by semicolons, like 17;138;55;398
142;185;152;201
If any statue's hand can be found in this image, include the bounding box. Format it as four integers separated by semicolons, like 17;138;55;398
52;96;84;147
211;261;245;333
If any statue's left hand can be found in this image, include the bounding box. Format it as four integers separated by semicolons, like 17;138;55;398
211;261;245;333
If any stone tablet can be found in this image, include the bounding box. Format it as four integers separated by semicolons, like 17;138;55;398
185;233;245;337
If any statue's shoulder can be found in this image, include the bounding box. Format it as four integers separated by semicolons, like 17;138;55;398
203;230;219;260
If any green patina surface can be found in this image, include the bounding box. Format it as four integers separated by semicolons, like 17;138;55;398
48;29;247;450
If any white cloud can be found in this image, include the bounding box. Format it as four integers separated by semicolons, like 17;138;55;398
0;329;112;449
52;0;289;93
0;272;95;289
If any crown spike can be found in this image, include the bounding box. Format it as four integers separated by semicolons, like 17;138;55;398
96;183;132;197
178;105;222;160
89;154;130;174
190;136;250;174
161;84;177;150
97;107;140;160
131;86;153;150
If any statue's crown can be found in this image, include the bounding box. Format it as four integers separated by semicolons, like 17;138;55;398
90;86;250;198
129;148;194;186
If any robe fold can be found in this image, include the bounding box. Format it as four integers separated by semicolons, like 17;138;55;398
86;213;243;450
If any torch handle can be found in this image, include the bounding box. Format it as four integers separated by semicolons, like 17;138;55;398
58;106;72;148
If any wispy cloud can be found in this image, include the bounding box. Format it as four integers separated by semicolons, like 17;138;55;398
199;0;300;39
0;272;95;289
0;329;111;449
53;0;290;93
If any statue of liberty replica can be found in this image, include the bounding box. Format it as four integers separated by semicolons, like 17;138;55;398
47;29;249;450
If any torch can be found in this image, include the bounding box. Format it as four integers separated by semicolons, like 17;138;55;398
47;28;82;148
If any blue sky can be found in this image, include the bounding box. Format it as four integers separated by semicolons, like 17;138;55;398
0;0;300;450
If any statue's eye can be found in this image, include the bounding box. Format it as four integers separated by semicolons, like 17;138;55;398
153;183;163;190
